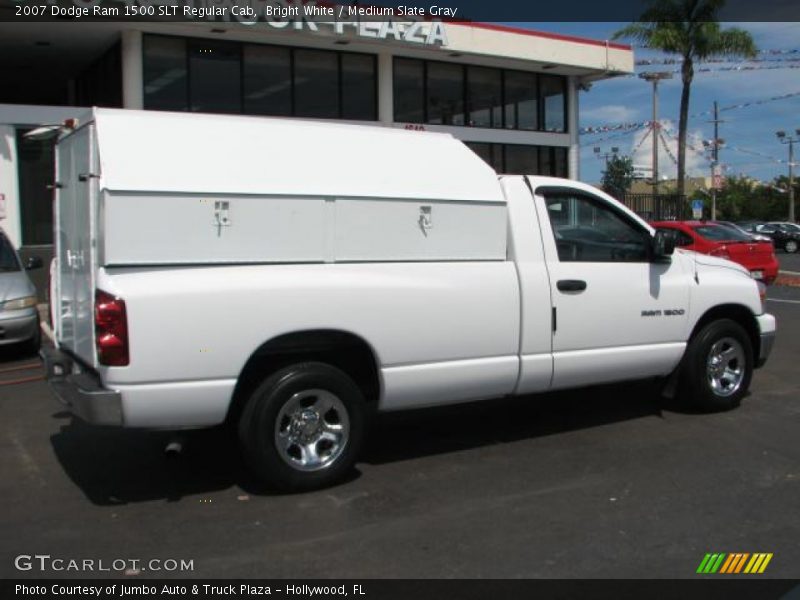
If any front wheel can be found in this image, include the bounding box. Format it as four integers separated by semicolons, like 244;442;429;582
238;362;366;492
679;319;753;412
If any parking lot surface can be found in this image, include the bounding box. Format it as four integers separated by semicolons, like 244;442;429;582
1;269;798;580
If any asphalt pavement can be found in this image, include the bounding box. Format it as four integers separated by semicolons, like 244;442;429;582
1;282;798;580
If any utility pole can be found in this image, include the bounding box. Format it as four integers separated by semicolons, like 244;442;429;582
708;101;724;220
776;129;798;223
639;72;673;196
593;146;619;167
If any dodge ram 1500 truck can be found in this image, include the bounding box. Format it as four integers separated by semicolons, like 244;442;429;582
43;109;776;491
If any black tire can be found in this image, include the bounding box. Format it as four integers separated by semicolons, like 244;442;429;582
679;319;753;412
238;362;366;492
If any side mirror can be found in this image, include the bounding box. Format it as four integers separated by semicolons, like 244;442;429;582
25;256;43;270
652;230;675;259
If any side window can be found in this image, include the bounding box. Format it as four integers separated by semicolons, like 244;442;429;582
543;191;650;262
657;228;693;247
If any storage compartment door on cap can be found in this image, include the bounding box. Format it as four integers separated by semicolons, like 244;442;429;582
101;193;328;265
333;197;507;262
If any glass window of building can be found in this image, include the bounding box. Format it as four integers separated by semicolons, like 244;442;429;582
341;53;377;121
243;45;292;117
294;49;339;119
503;70;537;131
467;66;502;128
188;40;241;114
504;144;539;175
466;143;569;177
143;36;188;111
426;62;465;126
554;147;569;177
540;75;566;132
393;58;425;123
16;130;54;245
465;142;502;172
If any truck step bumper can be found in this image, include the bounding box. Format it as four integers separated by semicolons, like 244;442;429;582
40;346;123;426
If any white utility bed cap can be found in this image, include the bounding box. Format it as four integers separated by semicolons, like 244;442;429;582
66;109;508;265
94;109;505;203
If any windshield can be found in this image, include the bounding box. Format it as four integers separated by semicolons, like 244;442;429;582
693;224;752;242
0;235;21;272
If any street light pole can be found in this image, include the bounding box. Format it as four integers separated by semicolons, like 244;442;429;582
776;129;799;223
639;72;673;196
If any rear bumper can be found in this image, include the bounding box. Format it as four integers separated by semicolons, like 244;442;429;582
755;313;776;369
40;346;123;426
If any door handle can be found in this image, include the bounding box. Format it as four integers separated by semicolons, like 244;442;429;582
557;279;587;292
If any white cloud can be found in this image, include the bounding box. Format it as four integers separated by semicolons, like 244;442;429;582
630;120;710;180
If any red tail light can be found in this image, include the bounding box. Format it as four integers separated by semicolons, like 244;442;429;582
710;246;731;259
95;290;129;366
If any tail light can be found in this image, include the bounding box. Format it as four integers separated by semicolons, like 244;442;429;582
95;290;129;366
710;246;730;259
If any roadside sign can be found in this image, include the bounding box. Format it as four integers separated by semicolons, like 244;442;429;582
713;174;723;190
692;199;704;220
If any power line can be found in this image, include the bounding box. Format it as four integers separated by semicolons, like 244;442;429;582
580;90;800;135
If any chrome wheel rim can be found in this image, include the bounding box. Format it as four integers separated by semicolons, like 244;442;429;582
787;240;798;253
706;337;745;397
274;389;349;472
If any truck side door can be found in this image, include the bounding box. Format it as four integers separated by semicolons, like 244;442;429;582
532;185;690;390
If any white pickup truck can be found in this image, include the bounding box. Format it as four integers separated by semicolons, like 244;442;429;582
43;109;775;491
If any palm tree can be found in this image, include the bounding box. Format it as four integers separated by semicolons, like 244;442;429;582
613;0;756;197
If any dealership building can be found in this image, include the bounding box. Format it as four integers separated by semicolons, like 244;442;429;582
0;18;633;263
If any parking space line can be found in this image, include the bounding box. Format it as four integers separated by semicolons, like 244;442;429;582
767;298;800;305
779;270;800;276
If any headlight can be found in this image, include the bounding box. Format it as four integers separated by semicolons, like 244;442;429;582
756;281;767;314
1;296;37;310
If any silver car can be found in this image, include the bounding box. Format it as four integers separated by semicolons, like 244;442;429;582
0;230;42;352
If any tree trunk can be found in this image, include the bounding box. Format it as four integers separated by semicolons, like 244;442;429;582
677;57;694;198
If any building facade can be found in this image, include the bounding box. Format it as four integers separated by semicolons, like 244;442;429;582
0;20;633;256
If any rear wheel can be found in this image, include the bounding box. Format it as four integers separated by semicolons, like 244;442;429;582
679;319;753;412
238;362;366;492
784;239;798;253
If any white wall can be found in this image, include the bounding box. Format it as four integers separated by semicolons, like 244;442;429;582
0;126;22;247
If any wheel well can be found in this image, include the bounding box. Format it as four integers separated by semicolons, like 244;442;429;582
689;304;759;357
226;330;381;426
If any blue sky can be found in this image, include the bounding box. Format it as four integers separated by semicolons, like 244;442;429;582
522;22;800;185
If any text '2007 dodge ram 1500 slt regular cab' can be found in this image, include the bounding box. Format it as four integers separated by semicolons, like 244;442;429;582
42;109;776;491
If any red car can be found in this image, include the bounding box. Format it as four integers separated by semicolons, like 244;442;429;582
651;220;779;284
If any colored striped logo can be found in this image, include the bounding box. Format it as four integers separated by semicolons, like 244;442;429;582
696;553;773;574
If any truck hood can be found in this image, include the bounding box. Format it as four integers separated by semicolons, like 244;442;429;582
679;249;750;278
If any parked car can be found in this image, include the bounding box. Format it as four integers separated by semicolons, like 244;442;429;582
0;229;42;353
651;220;779;284
739;221;800;253
767;221;800;247
717;220;773;244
